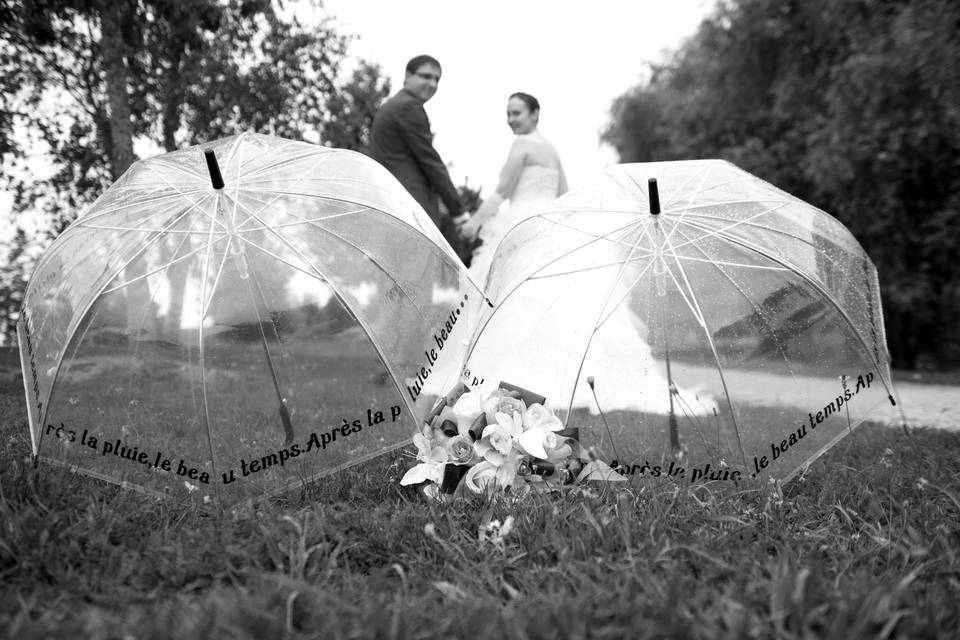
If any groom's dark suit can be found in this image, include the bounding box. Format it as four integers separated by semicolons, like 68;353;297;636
370;89;464;227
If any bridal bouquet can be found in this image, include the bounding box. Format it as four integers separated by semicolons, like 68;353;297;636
401;381;621;498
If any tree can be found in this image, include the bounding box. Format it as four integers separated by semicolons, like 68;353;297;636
0;228;29;340
0;0;390;343
321;60;391;152
603;0;960;368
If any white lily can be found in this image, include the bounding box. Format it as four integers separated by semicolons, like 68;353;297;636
518;403;564;459
400;432;448;486
482;411;523;456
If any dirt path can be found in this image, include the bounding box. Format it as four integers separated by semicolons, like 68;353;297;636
870;378;959;431
1;347;956;430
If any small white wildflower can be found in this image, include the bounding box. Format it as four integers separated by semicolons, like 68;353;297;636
916;477;929;491
479;515;515;547
184;481;198;493
578;487;599;500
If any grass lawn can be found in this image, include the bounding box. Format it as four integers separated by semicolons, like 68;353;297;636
1;352;959;638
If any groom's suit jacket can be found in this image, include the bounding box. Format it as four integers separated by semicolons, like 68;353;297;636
369;89;463;226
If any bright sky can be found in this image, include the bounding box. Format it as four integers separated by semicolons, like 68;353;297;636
319;0;713;194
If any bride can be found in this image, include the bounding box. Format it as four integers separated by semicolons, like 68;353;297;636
462;93;568;284
461;95;717;439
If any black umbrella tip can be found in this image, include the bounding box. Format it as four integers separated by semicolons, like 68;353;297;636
648;178;661;215
204;149;225;190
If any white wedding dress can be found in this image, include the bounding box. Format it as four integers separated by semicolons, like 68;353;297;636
465;165;716;422
468;165;562;286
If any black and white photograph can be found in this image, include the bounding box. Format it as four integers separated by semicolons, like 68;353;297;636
1;0;958;637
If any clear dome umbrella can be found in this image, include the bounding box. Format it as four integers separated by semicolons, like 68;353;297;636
466;160;902;485
17;133;482;506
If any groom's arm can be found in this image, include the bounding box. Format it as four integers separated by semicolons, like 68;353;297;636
396;101;464;218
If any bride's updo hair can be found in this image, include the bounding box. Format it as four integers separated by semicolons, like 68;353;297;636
509;92;540;116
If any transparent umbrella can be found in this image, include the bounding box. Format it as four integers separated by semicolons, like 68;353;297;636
18;132;481;506
466;160;901;484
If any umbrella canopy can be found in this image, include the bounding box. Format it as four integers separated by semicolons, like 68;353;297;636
466;160;899;484
17;133;480;505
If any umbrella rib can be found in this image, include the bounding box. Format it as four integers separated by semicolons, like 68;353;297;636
200;235;233;322
678;216;858;306
148;156;210;182
670;223;798;376
676;209;823;246
49;188;214;247
219;131;248;170
561;224;653;419
229;171;465;267
154;161;228;229
606;162;711;211
524;221;659;284
229;188;407;233
233;145;329;181
524;214;648;251
78;225;213;234
660;163;713;210
665;202;791;252
535;205;647;217
229;188;489;304
590;214;665;330
100;237;224;296
216;135;297;445
592;258;657;332
525;253;656;282
678;163;715;210
236;207;372;231
231;234;328;280
663;198;793;215
228;154;337;232
222;193;432;322
239;174;399;189
675;219;898;399
521;216;653;283
528;198;791;221
139;161;227;232
216;194;424;410
196;198;223;496
659;232;751;469
606;167;647;202
468;217;649;356
677;212;867;285
35;196;216;430
667;254;791;271
77;189;210;224
684;176;758;199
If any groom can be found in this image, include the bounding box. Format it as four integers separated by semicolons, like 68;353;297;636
370;55;470;250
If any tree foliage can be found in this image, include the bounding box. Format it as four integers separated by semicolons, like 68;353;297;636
603;0;960;368
0;0;390;341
